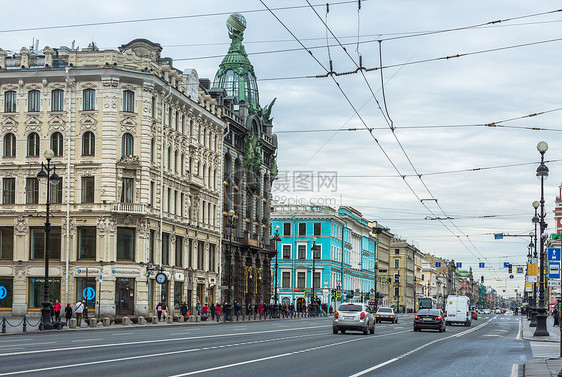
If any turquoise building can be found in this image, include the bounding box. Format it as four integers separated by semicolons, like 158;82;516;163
270;205;377;310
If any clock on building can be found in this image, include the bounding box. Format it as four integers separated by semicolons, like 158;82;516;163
155;272;167;284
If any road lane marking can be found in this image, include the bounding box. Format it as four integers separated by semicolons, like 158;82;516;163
511;364;518;377
0;325;327;357
349;317;494;376
72;339;102;342
0;333;332;376
516;318;521;339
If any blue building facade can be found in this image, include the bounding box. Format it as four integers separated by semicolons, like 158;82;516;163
270;205;377;310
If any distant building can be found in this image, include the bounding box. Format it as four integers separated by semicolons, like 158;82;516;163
271;205;376;310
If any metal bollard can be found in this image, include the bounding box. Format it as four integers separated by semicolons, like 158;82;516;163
2;317;5;333
23;316;27;332
57;318;61;330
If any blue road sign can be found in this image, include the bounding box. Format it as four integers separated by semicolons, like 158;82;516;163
479;262;485;268
456;262;462;268
548;262;560;279
548;248;561;262
509;274;514;279
504;262;510;268
0;286;6;300
435;262;441;267
83;287;95;301
495;233;504;239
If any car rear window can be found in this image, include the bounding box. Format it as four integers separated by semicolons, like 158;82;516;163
338;305;362;312
378;308;392;313
417;309;440;315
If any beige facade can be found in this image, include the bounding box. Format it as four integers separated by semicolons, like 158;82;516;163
370;222;392;307
0;40;224;317
389;239;420;312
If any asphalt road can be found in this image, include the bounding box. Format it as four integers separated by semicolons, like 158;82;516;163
0;314;530;376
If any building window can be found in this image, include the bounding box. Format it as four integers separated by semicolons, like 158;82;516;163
28;90;40;112
78;227;96;259
30;227;61;259
83;89;95;111
167;147;171;170
209;244;215;272
162;233;169;265
176;236;183;267
297;244;306;259
27;132;40;157
28;278;60;309
394;287;399;297
313;272;320;289
81;176;94;203
150;181;154;207
0;227;14;260
298;223;306;236
121;133;134;157
151;96;156;118
188;239;193;268
116;228;135;261
3;133;16;157
313;222;321;236
121;177;134;203
197;241;204;270
25;177;39;204
4;91;16;113
282;272;290;288
82;132;95;156
0;277;12;308
122;90;134;112
150;138;155;163
51;89;64;111
282;244;291;259
2;178;15;204
149;230;155;264
394;259;400;268
50;179;62;204
297;272;305;289
50;132;63;157
395;249;399;254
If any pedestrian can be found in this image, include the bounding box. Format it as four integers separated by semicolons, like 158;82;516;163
53;300;61;322
234;301;241;321
258;303;264;319
161;302;168;321
156;302;163;321
49;301;55;323
210;303;216;320
554;308;559;327
180;302;189;320
202;304;208;319
215;303;222;322
74;300;84;327
196;301;202;316
83;301;88;320
64;303;72;327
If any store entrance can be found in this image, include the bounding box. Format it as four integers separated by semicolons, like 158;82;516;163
115;278;135;316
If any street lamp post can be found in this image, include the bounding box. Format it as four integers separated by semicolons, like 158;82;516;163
225;209;235;322
37;149;61;331
534;141;550;337
527;233;534;320
311;237;320;315
271;225;281;318
530;202;540;326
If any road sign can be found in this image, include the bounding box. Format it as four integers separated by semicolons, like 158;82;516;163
336;290;342;298
435;262;441;267
548;248;561;261
516;267;524;275
336;285;341;290
83;287;95;301
456;262;462;268
99;274;103;282
552;234;562;241
509;274;514;279
479;262;485;268
548;280;561;287
504;262;510;268
381;276;387;283
0;286;6;300
495;233;504;239
549;262;561;279
369;293;375;299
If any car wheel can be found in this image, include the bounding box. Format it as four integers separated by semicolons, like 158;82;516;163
333;327;338;334
363;326;368;335
370;323;375;334
341;329;346;334
443;326;446;332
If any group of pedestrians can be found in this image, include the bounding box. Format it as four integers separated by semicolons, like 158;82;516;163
46;299;88;327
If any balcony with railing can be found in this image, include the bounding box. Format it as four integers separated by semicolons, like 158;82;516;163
112;202;146;214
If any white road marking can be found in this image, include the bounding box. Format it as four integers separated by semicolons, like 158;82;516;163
72;339;103;342
511;364;518;377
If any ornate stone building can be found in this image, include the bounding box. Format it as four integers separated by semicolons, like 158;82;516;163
209;14;278;309
0;39;224;317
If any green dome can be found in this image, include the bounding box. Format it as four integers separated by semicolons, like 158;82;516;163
212;14;259;107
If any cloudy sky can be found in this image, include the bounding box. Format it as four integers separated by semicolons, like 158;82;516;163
3;1;562;295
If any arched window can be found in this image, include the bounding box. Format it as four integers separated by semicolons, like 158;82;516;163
82;132;95;156
50;132;64;156
3;133;16;157
121;133;134;156
27;132;40;157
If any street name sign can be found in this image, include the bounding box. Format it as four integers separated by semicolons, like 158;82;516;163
548;280;561;287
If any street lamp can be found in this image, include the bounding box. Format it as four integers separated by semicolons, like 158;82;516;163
534;141;549;336
311;237;320;315
37;149;61;330
271;225;281;318
530;202;540;326
225;209;235;321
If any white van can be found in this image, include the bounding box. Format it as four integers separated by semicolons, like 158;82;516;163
445;295;471;326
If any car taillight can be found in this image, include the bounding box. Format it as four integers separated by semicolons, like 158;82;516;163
335;311;339;319
376;314;380;317
444;311;447;316
435;316;441;320
415;315;420;319
360;312;366;320
467;312;469;317
390;315;394;318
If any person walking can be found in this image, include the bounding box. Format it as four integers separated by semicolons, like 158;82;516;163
180;302;189;320
161;302;168;321
74;300;84;327
196;301;202;316
53;300;61;322
215;303;222;322
554;308;559;327
156;302;163;321
234;301;241;321
64;303;72;327
210;303;216;320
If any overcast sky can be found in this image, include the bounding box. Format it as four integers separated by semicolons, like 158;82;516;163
3;1;562;296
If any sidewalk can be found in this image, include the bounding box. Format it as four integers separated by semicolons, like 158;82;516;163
522;314;562;377
0;312;323;335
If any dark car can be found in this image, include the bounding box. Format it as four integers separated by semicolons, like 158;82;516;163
414;309;446;332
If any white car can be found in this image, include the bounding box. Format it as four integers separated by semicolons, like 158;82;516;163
333;303;375;335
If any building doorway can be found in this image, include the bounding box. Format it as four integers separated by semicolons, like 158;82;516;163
115;278;135;316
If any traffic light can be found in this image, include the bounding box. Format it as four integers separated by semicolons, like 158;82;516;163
387;278;391;284
508;264;513;273
481;276;484;283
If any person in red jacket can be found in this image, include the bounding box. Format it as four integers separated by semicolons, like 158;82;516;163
53;300;62;322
